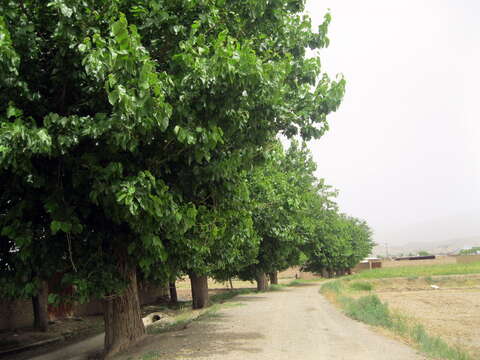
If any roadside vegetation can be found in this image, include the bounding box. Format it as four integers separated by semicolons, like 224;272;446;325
321;269;480;360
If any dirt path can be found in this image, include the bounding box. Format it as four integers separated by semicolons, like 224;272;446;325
117;283;425;360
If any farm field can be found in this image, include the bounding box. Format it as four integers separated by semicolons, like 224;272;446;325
350;261;480;279
373;276;480;358
323;262;480;360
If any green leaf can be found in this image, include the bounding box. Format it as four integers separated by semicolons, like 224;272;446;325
50;221;62;234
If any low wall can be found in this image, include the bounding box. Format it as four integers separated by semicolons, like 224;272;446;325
455;254;480;264
1;285;169;330
75;284;169;317
0;299;33;330
278;266;319;280
354;262;371;271
139;284;169;305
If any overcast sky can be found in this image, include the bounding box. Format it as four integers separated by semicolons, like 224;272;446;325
304;1;480;246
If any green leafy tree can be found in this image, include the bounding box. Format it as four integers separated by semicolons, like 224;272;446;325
236;141;318;290
0;0;344;355
302;210;374;277
459;247;480;255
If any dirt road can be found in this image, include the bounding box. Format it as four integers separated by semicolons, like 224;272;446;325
117;283;425;360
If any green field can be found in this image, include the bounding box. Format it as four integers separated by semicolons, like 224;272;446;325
349;261;480;280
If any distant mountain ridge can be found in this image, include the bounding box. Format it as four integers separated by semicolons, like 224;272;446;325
373;235;480;256
372;210;480;256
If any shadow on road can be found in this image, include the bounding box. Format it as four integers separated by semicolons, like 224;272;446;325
118;310;265;359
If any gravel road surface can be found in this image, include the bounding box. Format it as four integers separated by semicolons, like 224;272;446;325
119;283;425;360
30;283;425;360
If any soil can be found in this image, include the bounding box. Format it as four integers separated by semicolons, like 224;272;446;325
374;277;480;358
117;283;424;360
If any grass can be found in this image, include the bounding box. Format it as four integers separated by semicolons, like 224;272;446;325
141;351;161;360
268;284;286;291
209;288;253;303
341;294;392;327
348;281;374;291
321;281;473;360
148;303;223;335
349;261;480;280
320;280;343;294
411;324;471;360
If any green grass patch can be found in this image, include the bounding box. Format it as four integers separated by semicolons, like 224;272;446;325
285;278;323;286
342;294;392;327
349;261;480;280
349;281;374;291
321;279;473;360
209;288;253;303
141;351;161;360
269;284;286;291
320;280;343;294
411;324;471;360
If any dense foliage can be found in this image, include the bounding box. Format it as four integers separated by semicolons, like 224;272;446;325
0;0;373;355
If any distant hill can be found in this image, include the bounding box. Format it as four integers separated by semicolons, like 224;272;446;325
373;236;480;256
372;210;480;256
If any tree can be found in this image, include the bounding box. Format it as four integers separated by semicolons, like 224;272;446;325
459;247;480;255
0;0;344;356
418;250;431;256
302;209;374;277
237;141;319;290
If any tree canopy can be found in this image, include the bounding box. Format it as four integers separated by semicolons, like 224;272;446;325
0;0;375;356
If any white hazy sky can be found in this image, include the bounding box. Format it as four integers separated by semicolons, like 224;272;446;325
305;0;480;245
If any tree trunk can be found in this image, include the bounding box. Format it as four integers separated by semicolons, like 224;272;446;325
103;264;145;358
168;281;178;305
321;269;329;278
190;273;209;309
32;280;49;332
229;277;234;290
256;272;268;291
269;272;278;285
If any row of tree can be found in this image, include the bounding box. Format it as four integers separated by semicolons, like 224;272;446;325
0;0;372;357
